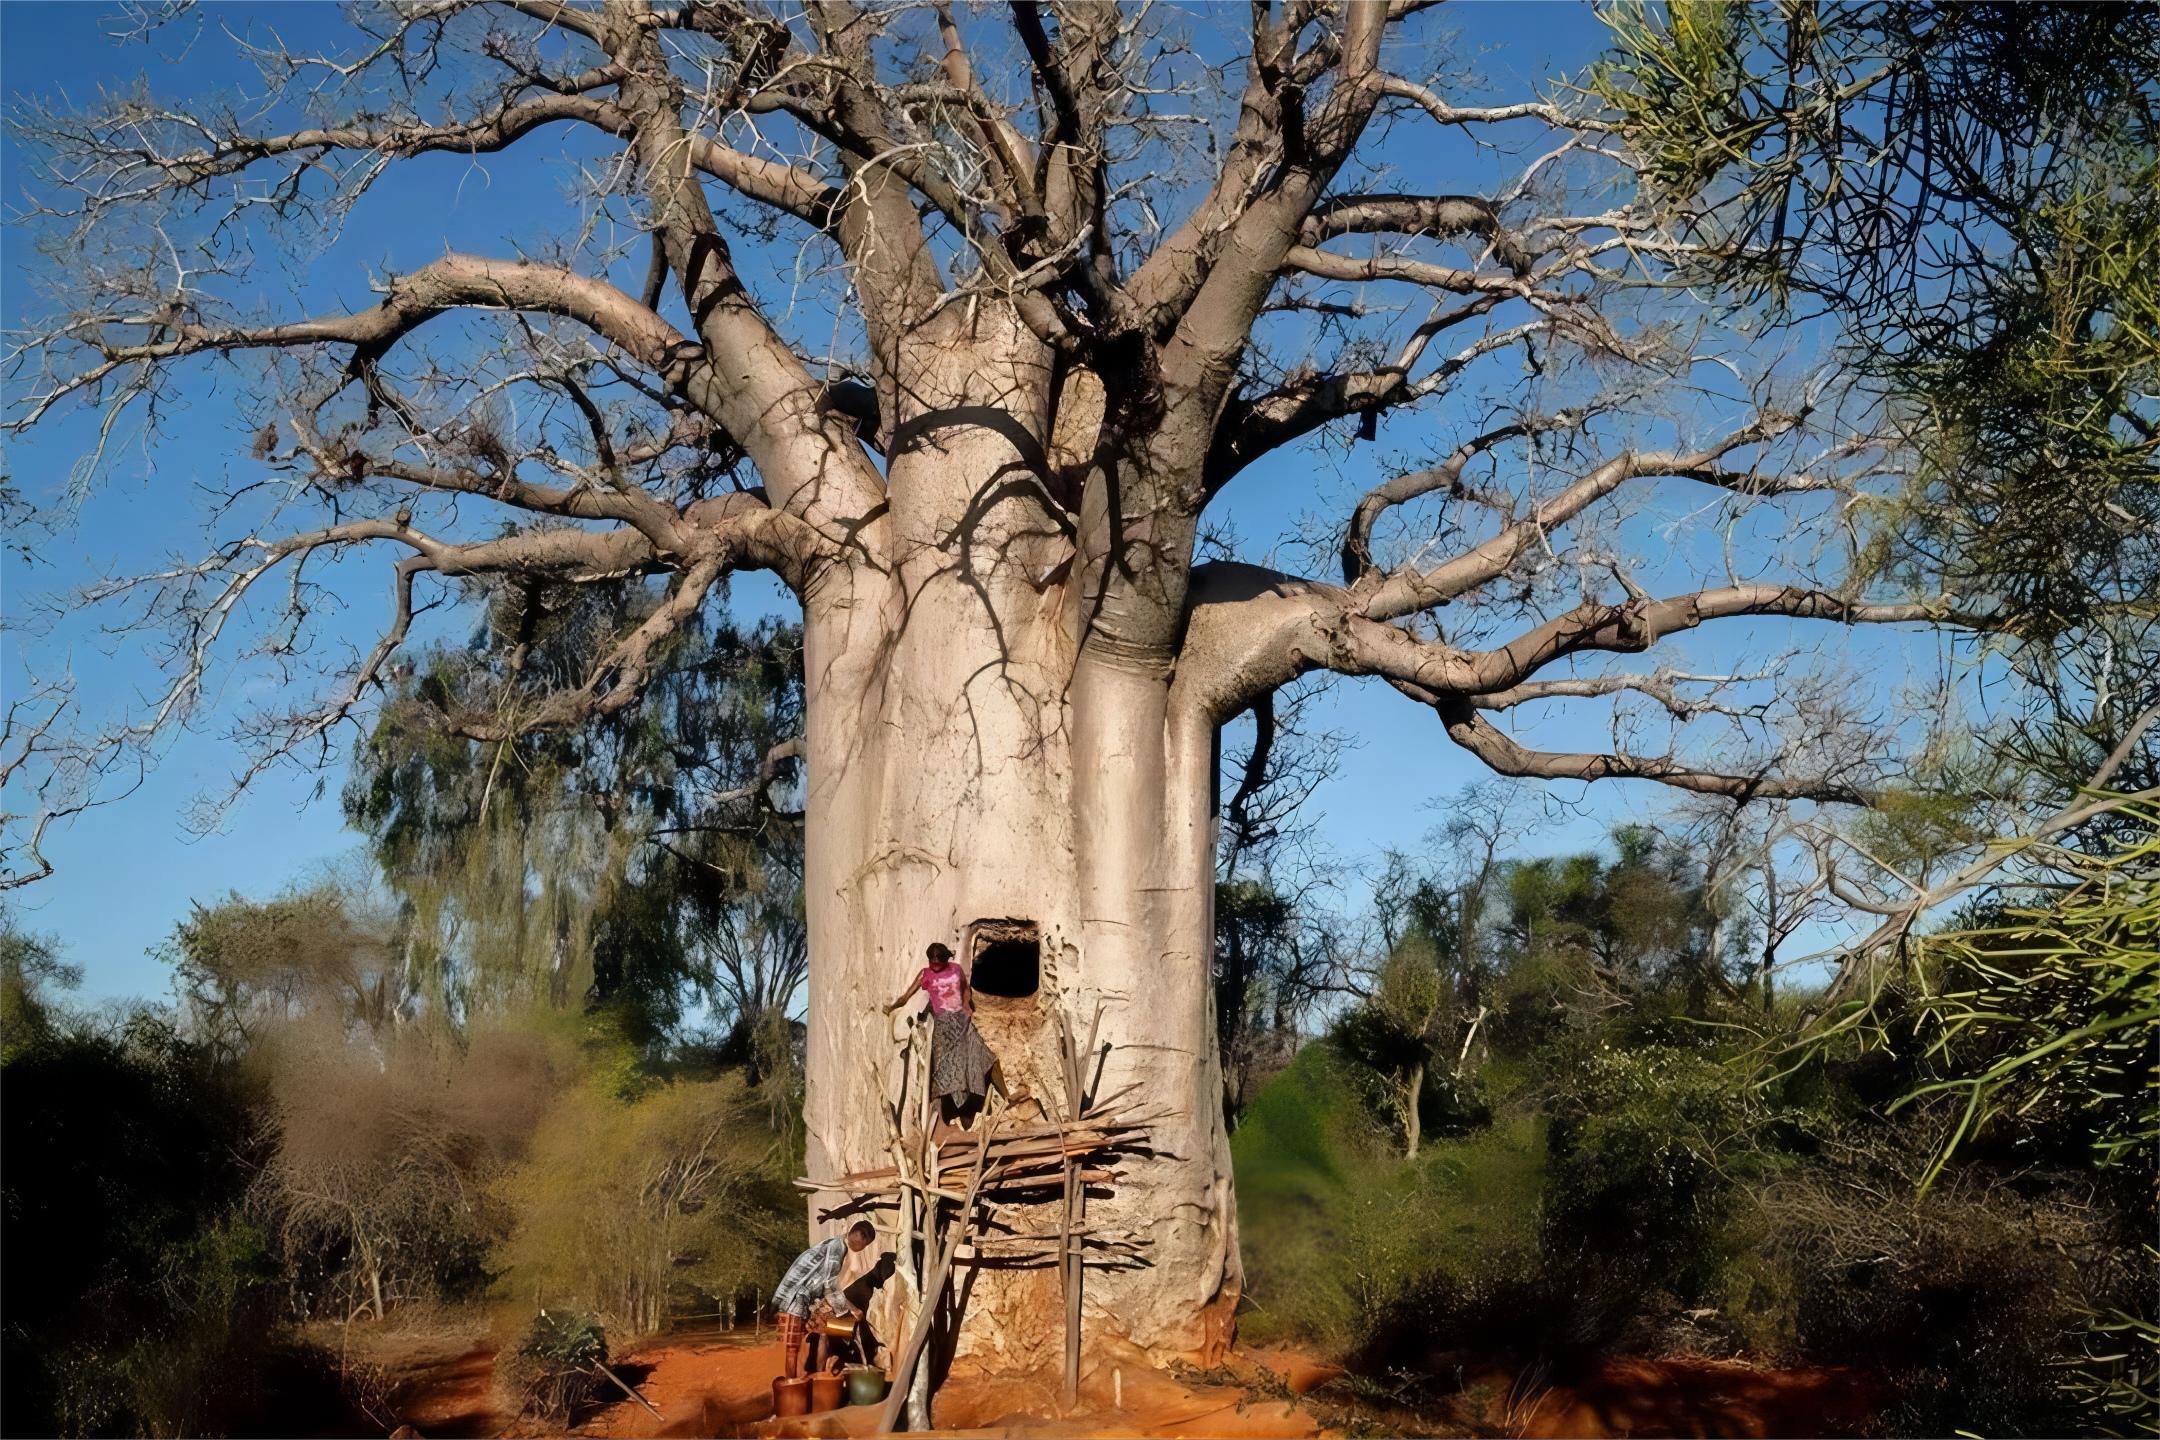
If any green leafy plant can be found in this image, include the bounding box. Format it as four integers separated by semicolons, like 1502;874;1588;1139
500;1309;609;1423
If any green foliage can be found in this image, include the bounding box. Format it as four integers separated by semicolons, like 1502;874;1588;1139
1587;1;1756;197
1880;129;2159;637
1493;829;1723;1003
1331;938;1447;1121
2064;1284;2160;1440
499;1309;609;1423
1588;1;2160;643
1231;1041;1375;1344
1234;1040;1551;1358
1818;805;2160;1433
346;583;807;1047
161;884;403;1054
0;914;80;1059
1849;785;1992;885
1542;1039;1767;1341
1235;800;2154;1437
494;1069;799;1336
1889;810;2159;1189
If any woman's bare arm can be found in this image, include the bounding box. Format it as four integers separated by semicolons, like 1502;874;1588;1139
883;975;923;1014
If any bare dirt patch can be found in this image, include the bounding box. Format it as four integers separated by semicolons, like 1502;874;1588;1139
335;1325;1882;1440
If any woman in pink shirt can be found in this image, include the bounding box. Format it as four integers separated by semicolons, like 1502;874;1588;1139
884;942;1025;1122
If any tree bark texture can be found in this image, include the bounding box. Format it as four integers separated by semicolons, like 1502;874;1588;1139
798;309;1236;1366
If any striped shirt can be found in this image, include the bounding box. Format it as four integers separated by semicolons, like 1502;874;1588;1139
772;1236;852;1318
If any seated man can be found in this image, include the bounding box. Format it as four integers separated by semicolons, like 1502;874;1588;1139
772;1219;876;1380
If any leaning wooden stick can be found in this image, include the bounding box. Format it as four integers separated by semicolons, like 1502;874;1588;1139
591;1359;665;1420
1056;1009;1086;1408
875;1128;992;1434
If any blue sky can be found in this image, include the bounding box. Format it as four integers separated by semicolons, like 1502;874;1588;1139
1;2;1955;1002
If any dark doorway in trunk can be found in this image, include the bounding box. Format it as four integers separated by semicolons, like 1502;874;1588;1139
968;920;1040;999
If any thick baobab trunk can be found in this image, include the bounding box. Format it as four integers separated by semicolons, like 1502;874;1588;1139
796;311;1239;1372
799;645;1238;1369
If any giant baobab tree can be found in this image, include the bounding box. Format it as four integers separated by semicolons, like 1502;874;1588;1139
3;0;2007;1365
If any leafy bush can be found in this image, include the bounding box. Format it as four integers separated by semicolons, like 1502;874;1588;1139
498;1309;609;1423
494;1069;798;1335
1232;1040;1389;1345
1234;1044;1577;1366
1338;1116;1552;1368
0;1003;286;1437
1804;807;2160;1432
1543;1041;1759;1307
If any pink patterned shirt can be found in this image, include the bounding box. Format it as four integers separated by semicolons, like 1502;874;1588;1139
919;963;967;1014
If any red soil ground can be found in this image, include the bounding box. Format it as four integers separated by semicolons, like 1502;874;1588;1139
1502;1356;1885;1439
359;1327;1883;1439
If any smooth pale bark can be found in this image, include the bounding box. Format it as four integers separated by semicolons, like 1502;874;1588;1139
795;309;1239;1369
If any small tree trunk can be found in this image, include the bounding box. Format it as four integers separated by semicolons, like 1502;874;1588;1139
1402;1060;1424;1161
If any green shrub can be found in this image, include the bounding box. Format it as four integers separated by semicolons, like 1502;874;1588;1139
1543;1041;1759;1307
1338;1115;1552;1367
1231;1041;1389;1345
1235;1043;1566;1364
499;1309;609;1423
494;1070;798;1335
0;1008;275;1436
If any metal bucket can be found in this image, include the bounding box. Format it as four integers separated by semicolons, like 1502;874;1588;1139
771;1375;811;1418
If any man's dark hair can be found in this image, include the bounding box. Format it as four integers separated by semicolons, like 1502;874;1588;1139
849;1219;877;1244
926;942;953;962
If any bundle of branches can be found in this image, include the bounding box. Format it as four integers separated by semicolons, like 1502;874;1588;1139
802;1103;1167;1206
499;1309;608;1425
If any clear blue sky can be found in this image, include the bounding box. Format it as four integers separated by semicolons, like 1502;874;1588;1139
1;2;1952;1002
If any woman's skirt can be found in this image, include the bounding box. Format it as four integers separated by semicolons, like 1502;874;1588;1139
929;1008;996;1103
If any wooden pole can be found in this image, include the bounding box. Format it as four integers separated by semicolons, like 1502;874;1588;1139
1056;1011;1085;1409
591;1360;665;1420
907;1012;933;1429
874;1127;991;1434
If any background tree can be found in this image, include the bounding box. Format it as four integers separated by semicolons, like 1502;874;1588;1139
5;0;2049;1357
1592;0;2157;646
347;578;806;1054
1213;683;1350;1121
0;915;81;1059
163;884;405;1059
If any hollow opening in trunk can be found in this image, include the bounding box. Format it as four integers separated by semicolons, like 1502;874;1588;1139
967;920;1041;1000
